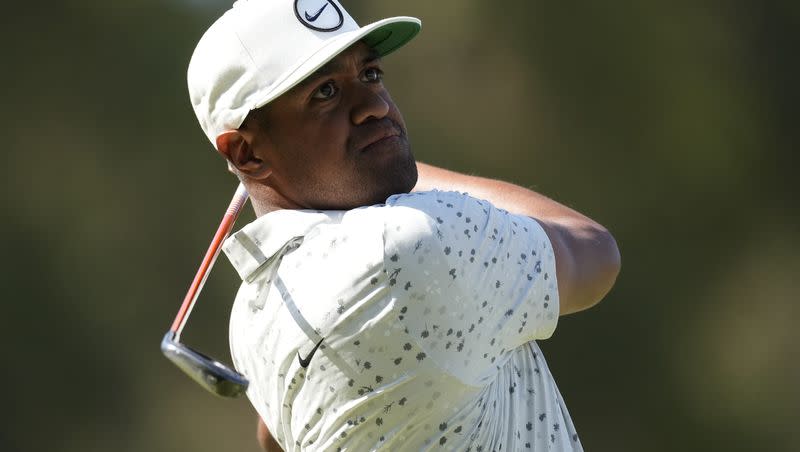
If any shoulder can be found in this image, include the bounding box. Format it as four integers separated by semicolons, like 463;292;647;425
384;190;548;247
382;190;491;228
386;190;487;213
375;190;485;247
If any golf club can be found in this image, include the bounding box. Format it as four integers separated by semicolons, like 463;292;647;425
161;183;250;398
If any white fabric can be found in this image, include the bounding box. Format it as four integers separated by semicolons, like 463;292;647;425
187;0;420;148
224;190;583;451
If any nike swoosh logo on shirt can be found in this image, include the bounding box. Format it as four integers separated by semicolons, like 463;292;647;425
297;337;324;368
304;4;329;22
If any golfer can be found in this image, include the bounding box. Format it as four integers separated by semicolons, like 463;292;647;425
188;1;620;450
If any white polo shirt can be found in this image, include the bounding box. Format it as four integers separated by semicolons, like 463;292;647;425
223;190;583;451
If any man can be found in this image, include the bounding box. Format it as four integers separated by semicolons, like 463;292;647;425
188;1;620;450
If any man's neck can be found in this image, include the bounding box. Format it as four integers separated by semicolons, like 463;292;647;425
243;182;301;218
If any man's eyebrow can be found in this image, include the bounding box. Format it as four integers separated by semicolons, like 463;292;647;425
296;48;383;89
302;61;341;85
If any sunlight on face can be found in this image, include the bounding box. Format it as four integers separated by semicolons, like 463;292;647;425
249;42;417;210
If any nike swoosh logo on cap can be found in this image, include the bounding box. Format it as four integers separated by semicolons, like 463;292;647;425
304;3;329;22
297;337;324;368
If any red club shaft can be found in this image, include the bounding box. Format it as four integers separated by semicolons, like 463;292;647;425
169;184;249;338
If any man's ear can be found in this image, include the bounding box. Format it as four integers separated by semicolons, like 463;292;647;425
216;130;271;179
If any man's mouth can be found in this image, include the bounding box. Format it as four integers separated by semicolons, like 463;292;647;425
354;120;402;153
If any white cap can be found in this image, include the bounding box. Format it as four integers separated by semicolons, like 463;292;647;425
188;0;421;149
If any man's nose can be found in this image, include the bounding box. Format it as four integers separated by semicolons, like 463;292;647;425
350;84;390;125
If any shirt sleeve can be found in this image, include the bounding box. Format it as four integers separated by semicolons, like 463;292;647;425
382;190;559;385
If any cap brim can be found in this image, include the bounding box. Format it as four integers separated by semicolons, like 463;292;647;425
248;16;421;112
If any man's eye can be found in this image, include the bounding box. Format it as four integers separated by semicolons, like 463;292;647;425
312;81;338;100
362;67;383;83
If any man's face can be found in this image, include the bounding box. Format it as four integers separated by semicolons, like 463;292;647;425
245;41;417;210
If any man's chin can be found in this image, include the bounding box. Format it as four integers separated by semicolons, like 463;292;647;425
306;146;417;210
380;148;417;190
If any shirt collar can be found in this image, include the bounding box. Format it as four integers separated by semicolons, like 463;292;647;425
222;208;343;282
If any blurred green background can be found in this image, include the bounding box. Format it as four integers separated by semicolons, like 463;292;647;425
2;1;797;451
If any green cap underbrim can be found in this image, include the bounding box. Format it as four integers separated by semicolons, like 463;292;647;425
363;20;421;57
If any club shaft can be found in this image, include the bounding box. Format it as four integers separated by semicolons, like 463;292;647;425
170;183;249;337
